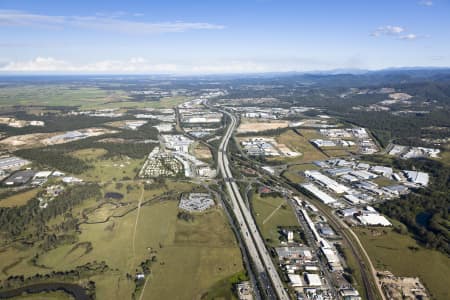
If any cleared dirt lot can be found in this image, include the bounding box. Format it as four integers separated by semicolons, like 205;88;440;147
193;143;213;161
237;119;289;133
0;127;115;150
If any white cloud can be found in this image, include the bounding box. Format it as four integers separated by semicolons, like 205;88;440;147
419;0;433;6
371;25;405;37
371;25;422;41
0;9;225;34
1;57;72;71
0;57;178;73
0;56;352;74
399;33;418;40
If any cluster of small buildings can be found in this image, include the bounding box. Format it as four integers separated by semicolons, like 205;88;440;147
174;151;216;178
69;109;123;118
0;155;81;209
140;133;216;179
233;106;312;120
178;193;215;212
242;137;280;156
130;88;171;97
338;206;391;226
179;97;224;138
42;128;113;145
2;169;82;187
301;158;430;226
139;147;182;178
388;144;440;159
280;198;361;300
162;134;193;153
135;108;176;122
316;127;378;154
143;97;219;178
38;184;65;209
241;137;300;157
179;108;222;124
276;245;338;300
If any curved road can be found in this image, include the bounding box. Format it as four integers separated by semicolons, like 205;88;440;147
218;110;289;300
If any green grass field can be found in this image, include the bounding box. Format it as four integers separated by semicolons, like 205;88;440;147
142;207;243;300
70;148;108;160
9;290;74;300
354;227;450;300
275;129;328;164
322;149;353;157
71;149;144;183
0;188;40;208
82;95;191;110
0;85;116;107
282;163;318;184
0;179;243;300
251;193;300;247
0;85;189;110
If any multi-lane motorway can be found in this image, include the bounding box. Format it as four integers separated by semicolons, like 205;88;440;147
218;110;289;300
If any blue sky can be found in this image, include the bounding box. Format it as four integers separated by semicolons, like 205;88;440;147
0;0;449;74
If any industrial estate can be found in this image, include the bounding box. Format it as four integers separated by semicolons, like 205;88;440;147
0;70;448;300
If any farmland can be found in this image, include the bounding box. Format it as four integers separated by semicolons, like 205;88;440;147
0;85;119;108
0;85;190;110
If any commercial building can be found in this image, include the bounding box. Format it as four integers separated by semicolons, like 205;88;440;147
311;139;336;147
325;167;353;177
288;274;303;287
370;166;393;177
3;170;36;186
276;247;313;261
357;214;392;226
301;183;337;205
403;170;429;186
304;273;322;287
304;170;349;194
321;247;342;271
0;156;30;171
162;134;193;153
383;185;409;196
350;170;378;180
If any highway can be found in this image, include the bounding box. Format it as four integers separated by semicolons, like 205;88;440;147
224;141;385;300
218;110;289;300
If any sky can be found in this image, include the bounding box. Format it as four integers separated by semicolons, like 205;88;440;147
0;0;449;74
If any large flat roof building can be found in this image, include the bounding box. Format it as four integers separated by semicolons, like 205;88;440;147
302;183;337;204
304;170;349;194
0;156;30;171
